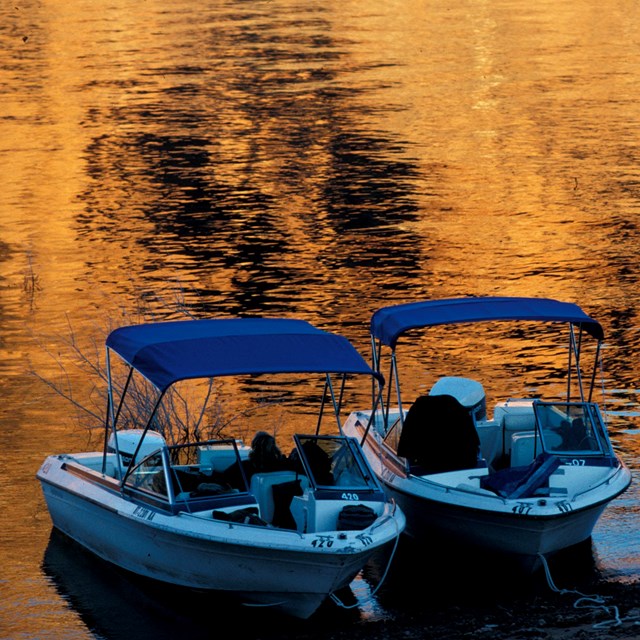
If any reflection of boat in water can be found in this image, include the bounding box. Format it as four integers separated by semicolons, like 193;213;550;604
42;528;374;638
364;533;603;624
345;297;632;568
42;528;295;640
42;528;230;640
37;318;404;619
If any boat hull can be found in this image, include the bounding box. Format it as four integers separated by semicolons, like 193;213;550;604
343;414;631;567
38;455;402;619
382;479;609;558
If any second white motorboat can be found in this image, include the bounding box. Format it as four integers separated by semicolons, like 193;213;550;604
344;296;631;566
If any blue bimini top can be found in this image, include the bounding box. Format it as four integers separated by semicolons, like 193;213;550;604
370;296;604;348
106;317;382;392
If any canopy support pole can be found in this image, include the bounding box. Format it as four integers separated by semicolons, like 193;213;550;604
102;349;134;478
120;388;167;488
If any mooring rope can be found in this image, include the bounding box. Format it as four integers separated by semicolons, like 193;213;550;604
538;553;640;629
330;510;402;611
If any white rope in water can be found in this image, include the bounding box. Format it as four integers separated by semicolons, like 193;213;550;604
538;553;640;630
329;513;402;611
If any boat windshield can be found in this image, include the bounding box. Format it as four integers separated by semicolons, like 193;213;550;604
293;435;377;490
124;450;168;497
124;439;250;509
534;402;607;456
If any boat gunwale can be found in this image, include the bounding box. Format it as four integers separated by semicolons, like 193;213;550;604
376;474;630;523
345;416;631;518
39;455;403;549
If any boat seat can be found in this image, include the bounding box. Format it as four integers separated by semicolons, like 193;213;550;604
510;432;542;467
397;394;481;474
495;400;536;455
250;471;309;528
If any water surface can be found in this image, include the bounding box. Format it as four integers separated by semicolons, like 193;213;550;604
1;0;639;637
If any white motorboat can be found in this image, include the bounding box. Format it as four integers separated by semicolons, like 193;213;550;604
343;296;631;567
37;317;405;619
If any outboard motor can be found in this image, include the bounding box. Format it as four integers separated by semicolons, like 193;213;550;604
429;376;486;422
107;429;165;467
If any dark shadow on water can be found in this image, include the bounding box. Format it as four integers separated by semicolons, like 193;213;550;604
42;528;603;639
41;528;363;640
362;533;601;616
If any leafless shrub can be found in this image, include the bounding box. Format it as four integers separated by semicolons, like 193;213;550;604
29;285;231;446
23;252;42;310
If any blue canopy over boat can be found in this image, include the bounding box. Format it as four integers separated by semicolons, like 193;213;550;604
106;317;382;392
371;297;604;348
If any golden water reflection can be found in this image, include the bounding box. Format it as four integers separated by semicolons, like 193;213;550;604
1;0;639;637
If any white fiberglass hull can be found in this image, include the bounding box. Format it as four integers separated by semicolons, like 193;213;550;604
344;415;631;565
382;479;613;558
38;455;402;619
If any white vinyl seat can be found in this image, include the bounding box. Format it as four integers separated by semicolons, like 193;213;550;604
250;471;309;524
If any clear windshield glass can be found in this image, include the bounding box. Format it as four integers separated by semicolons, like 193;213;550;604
534;402;605;455
124;440;247;502
125;451;168;497
293;435;376;489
